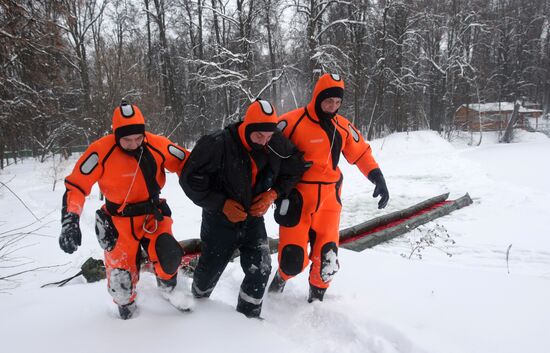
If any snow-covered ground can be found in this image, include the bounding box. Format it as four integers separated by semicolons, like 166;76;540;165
1;130;549;353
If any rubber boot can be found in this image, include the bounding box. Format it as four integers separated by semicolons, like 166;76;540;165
307;284;327;303
157;276;177;292
118;301;137;320
267;271;286;293
236;296;262;319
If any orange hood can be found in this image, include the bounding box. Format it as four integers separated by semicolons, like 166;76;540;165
112;103;146;142
306;73;345;121
238;99;278;150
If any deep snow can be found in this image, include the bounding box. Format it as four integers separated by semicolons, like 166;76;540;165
1;130;549;353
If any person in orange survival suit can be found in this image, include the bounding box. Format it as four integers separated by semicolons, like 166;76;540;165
268;73;389;302
59;102;191;319
180;100;306;318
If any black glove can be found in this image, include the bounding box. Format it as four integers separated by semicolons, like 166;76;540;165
59;212;82;254
367;168;389;209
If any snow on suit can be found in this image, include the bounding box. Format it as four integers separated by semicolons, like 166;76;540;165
179;100;306;317
61;103;189;306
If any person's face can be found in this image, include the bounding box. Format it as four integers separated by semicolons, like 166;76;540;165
119;134;144;151
249;131;274;146
320;97;342;114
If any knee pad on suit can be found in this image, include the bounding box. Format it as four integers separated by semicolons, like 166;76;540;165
320;242;339;283
108;268;133;305
279;244;305;276
156;233;183;275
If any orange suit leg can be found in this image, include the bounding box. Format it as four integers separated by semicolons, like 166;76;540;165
105;215;182;305
277;183;319;281
308;184;341;289
104;216;142;305
141;216;182;280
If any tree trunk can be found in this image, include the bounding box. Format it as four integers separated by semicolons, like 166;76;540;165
153;0;177;111
76;41;93;112
265;0;277;105
211;0;221;47
0;139;4;170
307;0;318;86
197;0;204;60
144;0;153;80
500;100;520;143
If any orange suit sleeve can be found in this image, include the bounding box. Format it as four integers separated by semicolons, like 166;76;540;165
63;141;106;215
152;134;190;176
340;118;379;177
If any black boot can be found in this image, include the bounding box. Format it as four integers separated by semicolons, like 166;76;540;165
307;284;327;303
268;271;286;293
118;301;137;320
191;281;212;299
157;276;177;292
236;296;262;319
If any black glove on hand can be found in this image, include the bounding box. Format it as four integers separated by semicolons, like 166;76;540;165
59;212;82;254
367;168;389;209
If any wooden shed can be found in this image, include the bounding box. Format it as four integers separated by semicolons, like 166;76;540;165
454;102;543;131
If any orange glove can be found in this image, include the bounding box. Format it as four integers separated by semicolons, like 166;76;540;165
250;189;278;217
223;199;248;223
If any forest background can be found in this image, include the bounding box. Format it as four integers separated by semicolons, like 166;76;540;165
1;0;549;166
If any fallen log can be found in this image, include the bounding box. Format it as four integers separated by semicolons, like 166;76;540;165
339;193;473;251
177;193;473;261
339;193;451;243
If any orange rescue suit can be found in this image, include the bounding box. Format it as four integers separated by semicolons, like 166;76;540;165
63;107;189;305
276;73;379;289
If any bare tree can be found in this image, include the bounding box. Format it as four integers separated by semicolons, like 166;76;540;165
500;100;520;143
2;0;550;160
58;1;107;121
